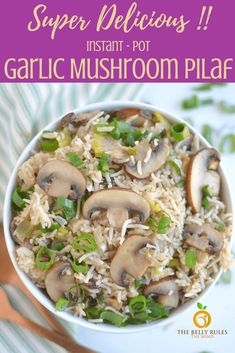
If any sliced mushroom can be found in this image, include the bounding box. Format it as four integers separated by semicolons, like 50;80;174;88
106;297;122;310
175;135;193;151
116;108;151;127
186;148;221;213
184;223;224;254
37;160;86;199
110;235;152;286
125;139;169;179
60;110;102;128
93;135;130;164
144;276;179;308
45;261;75;302
83;188;150;228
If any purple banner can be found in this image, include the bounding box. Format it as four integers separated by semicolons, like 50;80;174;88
0;0;235;82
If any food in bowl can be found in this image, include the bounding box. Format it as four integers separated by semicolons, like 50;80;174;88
10;108;233;326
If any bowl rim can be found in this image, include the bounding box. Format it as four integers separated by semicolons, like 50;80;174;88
3;100;234;334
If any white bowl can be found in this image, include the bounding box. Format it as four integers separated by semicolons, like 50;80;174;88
3;101;233;334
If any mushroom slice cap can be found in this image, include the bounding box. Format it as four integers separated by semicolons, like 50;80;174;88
206;170;220;196
144;276;179;308
186;148;221;213
82;188;150;227
116;108;151;127
184;223;224;254
60;110;102;127
45;261;75;302
125;139;170;179
37;160;86;199
110;235;153;286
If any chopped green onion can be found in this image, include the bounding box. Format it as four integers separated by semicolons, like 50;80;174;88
122;132;135;147
202;185;212;210
110;119;131;140
220;269;232;284
146;297;170;319
51;242;65;251
219;101;235;114
100;311;125;327
185;250;197;268
182;95;214;110
55;197;77;221
94;118;147;147
127;297;169;324
72;233;97;253
146;215;171;234
193;83;227;91
219;134;235;153
72;259;89;273
126;312;149;324
129;295;147;314
167;160;182;176
16;220;35;238
201;98;214;106
218;222;225;230
134;278;146;289
39;138;59;152
170;123;190;142
202;124;213;145
157;215;171;234
35;246;55;270
55;297;69;311
182;95;199;109
12;187;29;210
41;223;61;233
66;152;84;169
85;306;102;319
98;152;110;173
145;217;158;230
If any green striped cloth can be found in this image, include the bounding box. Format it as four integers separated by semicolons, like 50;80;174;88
0;83;145;353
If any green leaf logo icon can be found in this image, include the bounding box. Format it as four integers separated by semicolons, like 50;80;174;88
197;302;203;309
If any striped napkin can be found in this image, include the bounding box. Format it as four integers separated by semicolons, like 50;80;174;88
0;83;146;353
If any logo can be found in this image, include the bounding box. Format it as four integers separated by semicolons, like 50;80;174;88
176;302;228;339
193;302;211;328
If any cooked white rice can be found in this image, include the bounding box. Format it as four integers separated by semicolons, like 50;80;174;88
11;108;233;326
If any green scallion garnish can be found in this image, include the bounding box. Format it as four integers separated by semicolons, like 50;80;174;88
170;123;190;142
35;246;55;270
72;233;97;253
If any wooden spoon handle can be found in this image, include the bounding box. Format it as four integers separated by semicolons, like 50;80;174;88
10;309;96;353
16;280;69;336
